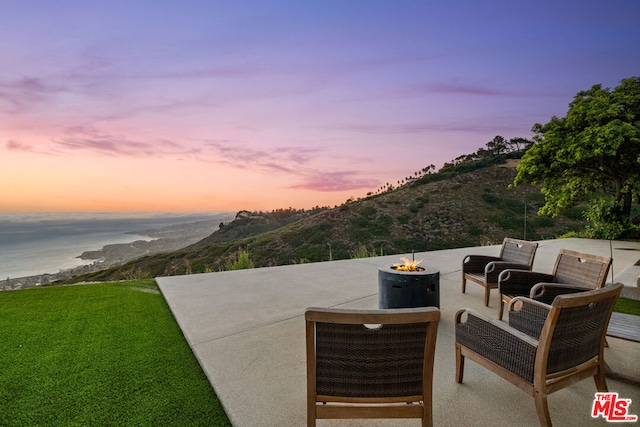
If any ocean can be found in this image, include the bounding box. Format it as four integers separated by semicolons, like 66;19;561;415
0;212;229;279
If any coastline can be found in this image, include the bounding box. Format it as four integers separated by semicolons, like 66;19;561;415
1;212;235;291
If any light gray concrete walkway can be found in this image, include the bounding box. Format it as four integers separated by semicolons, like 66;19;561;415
157;239;640;426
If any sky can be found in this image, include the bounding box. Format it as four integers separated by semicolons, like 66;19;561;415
1;1;639;213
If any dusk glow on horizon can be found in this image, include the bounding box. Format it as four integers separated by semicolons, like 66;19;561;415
2;1;639;213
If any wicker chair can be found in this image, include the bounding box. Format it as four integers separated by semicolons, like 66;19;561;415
497;248;611;319
455;283;623;427
305;307;440;427
462;238;538;306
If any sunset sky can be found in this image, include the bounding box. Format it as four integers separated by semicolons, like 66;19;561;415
1;1;639;213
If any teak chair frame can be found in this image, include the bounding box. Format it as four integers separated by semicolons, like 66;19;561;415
462;237;538;306
498;248;611;319
455;283;623;427
305;307;440;427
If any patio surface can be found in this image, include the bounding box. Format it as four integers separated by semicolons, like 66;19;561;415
157;238;640;426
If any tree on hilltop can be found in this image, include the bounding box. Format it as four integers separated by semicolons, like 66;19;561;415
513;76;640;238
438;135;532;175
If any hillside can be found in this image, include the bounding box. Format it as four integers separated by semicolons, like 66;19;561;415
200;207;329;244
77;216;236;265
62;160;587;283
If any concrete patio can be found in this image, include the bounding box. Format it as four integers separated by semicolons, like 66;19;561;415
157;238;640;426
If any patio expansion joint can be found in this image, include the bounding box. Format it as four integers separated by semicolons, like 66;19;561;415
189;316;304;348
314;292;379;309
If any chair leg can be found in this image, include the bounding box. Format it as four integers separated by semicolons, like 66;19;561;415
498;298;505;320
462;274;466;293
455;343;464;383
484;287;490;307
534;392;552;427
307;399;316;427
422;397;432;427
594;365;608;392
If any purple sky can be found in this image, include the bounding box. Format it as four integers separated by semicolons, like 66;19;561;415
1;1;639;212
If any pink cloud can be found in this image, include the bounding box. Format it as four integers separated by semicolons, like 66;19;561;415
0;76;66;113
49;125;200;158
204;141;376;192
288;171;378;192
6;139;33;151
5;139;56;155
204;140;321;174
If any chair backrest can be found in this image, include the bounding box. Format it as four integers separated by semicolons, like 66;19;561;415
536;283;622;376
499;238;538;267
305;307;440;425
551;249;611;289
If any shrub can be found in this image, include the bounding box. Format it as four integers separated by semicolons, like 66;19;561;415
350;244;382;258
488;214;520;230
225;249;255;270
359;206;377;218
369;214;393;236
468;225;483;236
534;216;554;227
397;213;411;224
482;193;497;204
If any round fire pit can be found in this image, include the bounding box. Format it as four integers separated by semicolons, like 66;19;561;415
378;266;440;309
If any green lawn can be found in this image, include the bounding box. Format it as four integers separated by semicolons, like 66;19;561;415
0;280;231;427
615;297;640;316
1;279;637;426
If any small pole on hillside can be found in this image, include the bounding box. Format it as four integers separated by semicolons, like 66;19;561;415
609;239;614;284
523;194;527;240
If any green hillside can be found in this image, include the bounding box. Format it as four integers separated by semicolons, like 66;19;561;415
62;157;587;283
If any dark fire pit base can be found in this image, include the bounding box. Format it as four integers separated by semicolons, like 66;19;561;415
378;267;440;309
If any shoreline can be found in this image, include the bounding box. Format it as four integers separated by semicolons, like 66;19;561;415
1;213;235;291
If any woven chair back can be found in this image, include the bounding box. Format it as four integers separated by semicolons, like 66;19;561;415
500;238;537;266
541;285;621;375
315;321;430;398
552;249;611;288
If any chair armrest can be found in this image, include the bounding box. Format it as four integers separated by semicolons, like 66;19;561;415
507;297;551;339
498;270;554;297
455;308;539;382
529;283;591;305
462;255;501;274
456;308;539;346
485;262;531;284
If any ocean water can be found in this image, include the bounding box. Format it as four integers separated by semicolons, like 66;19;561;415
0;212;227;279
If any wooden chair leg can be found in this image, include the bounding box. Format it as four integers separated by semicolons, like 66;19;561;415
422;397;432;427
594;365;608;391
484;287;490;306
307;398;316;427
498;298;505;320
534;393;552;427
455;343;464;383
461;274;466;293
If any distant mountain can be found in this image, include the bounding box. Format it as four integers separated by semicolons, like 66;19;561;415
61;158;587;283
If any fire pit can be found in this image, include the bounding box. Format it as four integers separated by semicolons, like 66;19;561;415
378;255;440;309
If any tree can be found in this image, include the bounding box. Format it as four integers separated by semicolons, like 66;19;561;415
508;137;533;152
486;135;508;156
514;77;640;237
